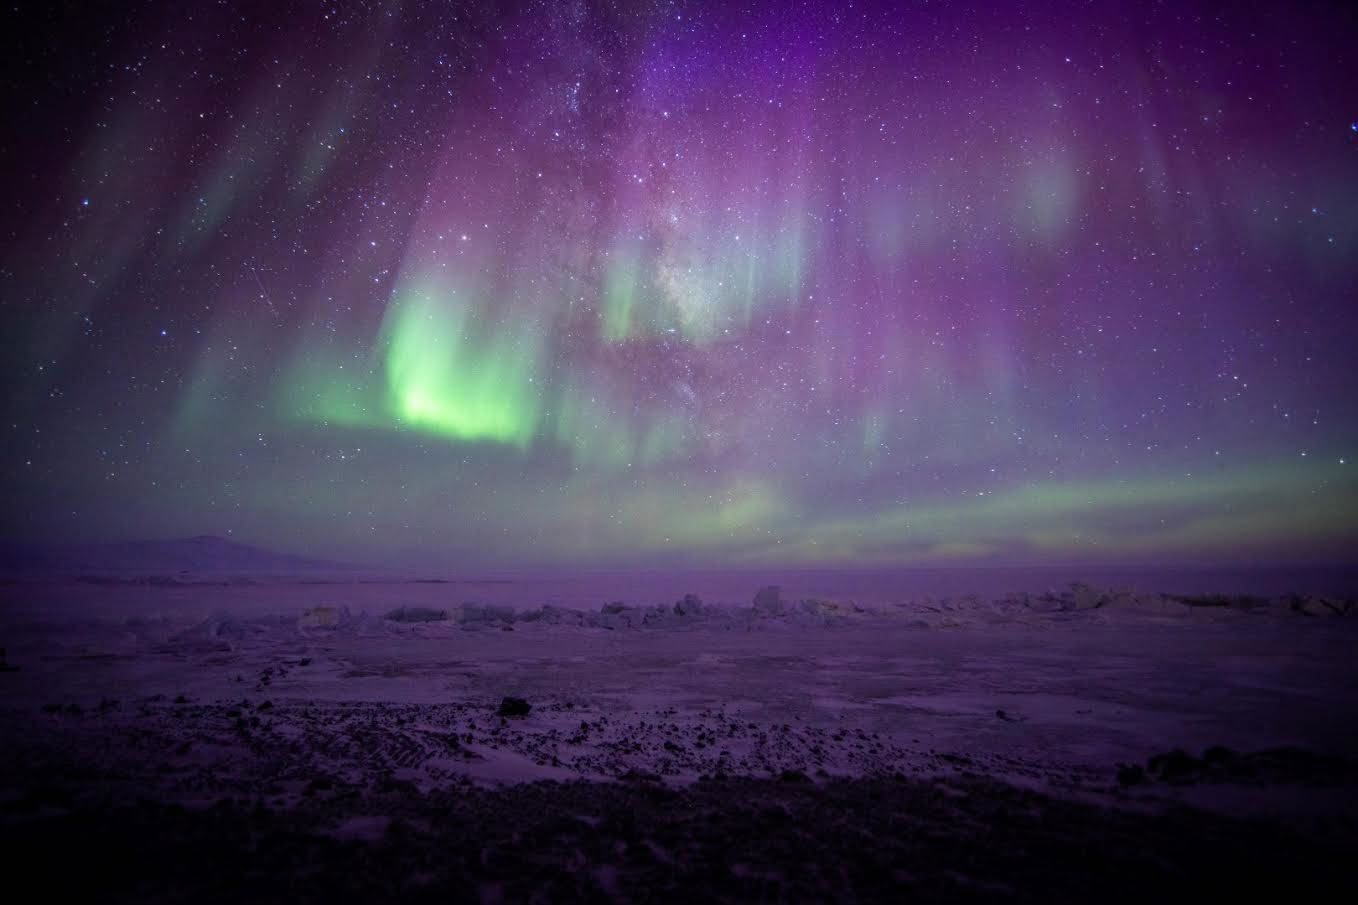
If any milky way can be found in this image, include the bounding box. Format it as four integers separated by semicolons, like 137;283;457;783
2;0;1356;568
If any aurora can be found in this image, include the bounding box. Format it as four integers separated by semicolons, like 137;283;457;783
0;0;1354;570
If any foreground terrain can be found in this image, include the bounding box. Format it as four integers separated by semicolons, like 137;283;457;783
2;577;1357;901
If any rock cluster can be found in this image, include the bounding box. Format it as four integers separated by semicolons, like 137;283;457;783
297;606;352;630
384;606;448;623
161;583;1357;649
753;585;785;614
674;593;704;617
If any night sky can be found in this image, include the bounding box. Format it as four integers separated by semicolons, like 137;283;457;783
2;0;1356;569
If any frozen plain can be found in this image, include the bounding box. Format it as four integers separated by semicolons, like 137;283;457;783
3;569;1357;901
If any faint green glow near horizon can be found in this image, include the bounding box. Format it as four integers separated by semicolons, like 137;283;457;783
759;460;1358;566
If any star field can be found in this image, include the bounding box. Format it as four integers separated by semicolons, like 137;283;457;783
1;0;1355;568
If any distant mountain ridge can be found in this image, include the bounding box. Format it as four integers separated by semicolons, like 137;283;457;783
0;535;354;575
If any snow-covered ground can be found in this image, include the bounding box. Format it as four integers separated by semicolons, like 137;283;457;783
3;578;1355;793
3;575;1356;900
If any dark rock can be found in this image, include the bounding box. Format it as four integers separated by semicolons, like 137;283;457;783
1117;764;1147;786
674;593;704;616
1287;595;1355;617
1148;749;1201;782
1177;594;1236;609
530;605;584;626
385;606;448;623
460;604;515;625
497;697;532;717
1203;745;1237;766
1069;582;1104;610
753;585;784;614
798;597;858;619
